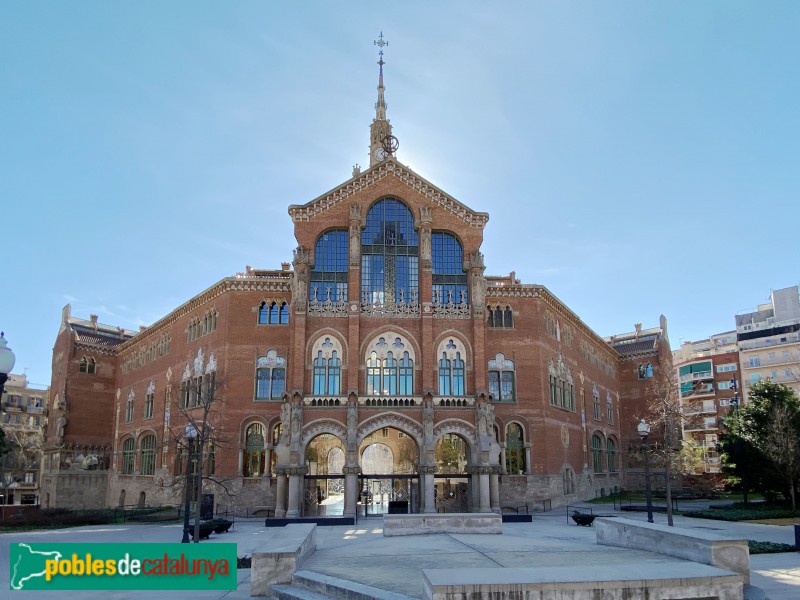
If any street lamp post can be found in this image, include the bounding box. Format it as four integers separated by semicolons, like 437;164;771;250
0;332;16;400
181;423;198;543
637;418;654;523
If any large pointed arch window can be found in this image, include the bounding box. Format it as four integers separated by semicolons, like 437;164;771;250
432;232;468;305
361;199;419;306
310;230;348;303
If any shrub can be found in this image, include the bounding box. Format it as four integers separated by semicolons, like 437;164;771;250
748;540;797;554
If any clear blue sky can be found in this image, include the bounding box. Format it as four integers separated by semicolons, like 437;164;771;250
2;2;799;387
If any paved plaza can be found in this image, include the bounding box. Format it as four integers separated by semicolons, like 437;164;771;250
1;503;798;599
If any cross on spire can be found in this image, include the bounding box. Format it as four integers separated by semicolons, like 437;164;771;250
374;31;388;66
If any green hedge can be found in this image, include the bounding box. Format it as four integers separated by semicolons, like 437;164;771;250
683;507;797;521
748;540;797;554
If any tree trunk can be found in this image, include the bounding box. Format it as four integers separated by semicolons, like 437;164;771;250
665;464;674;526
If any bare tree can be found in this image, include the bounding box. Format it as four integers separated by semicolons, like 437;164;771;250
644;371;700;526
169;367;238;542
0;426;43;505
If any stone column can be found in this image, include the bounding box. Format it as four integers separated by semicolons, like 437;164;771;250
500;444;506;474
285;467;307;518
524;443;532;475
478;466;491;513
342;466;360;518
274;468;287;518
490;467;501;513
419;465;437;513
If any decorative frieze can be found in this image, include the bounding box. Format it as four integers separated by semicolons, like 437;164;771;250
288;160;489;228
431;301;470;319
307;299;348;317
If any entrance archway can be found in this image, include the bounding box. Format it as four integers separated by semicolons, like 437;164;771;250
303;433;346;516
359;426;419;516
434;433;471;512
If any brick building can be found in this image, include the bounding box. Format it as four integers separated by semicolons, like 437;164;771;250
40;51;675;516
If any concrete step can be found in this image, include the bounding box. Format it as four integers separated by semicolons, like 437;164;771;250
272;584;334;600
293;570;416;600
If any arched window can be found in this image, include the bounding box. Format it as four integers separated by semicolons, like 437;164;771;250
438;351;465;396
259;301;289;325
79;356;96;374
312;350;341;395
243;423;266;477
366;350;414;396
505;423;526;474
310;230;348;303
365;334;415;396
122;438;136;475
606;438;617;472
487;305;513;328
638;363;654;379
140;434;156;475
488;353;515;401
255;350;286;401
361;199;419;306
432;232;468;304
591;434;604;473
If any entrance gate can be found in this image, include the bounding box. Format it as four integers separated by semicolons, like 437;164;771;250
359;474;419;517
302;474;345;517
434;474;471;513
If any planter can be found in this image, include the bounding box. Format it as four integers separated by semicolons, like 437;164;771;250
571;513;596;527
190;523;214;540
210;518;233;534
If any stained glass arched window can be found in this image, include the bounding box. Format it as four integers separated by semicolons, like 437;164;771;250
432;232;468;304
243;423;266;477
505;423;526;474
361;199;419;306
310;230;348;303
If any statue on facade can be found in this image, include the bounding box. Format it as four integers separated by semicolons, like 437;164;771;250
279;400;291;447
290;399;303;447
422;397;435;449
346;401;358;452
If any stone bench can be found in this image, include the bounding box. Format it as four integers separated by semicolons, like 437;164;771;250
383;512;502;536
423;563;744;600
595;517;750;584
250;523;316;596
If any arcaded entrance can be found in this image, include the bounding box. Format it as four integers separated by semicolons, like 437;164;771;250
359;426;419;516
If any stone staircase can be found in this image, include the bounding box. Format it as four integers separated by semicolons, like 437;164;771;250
272;570;418;600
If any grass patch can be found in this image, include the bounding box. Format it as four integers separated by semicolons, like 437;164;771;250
684;505;798;521
748;540;797;554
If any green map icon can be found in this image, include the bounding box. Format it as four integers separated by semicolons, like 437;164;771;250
10;543;63;590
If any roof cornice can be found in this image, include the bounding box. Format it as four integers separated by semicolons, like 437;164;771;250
487;282;618;361
288;159;489;228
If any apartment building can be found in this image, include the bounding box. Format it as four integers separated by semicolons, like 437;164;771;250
1;373;49;505
736;286;800;403
672;332;739;474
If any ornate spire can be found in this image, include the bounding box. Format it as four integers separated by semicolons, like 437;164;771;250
374;32;388;121
369;32;393;167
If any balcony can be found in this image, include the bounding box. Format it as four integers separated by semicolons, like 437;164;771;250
25;406;45;414
680;386;715;399
739;335;800;352
682;406;717;416
679;371;713;384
